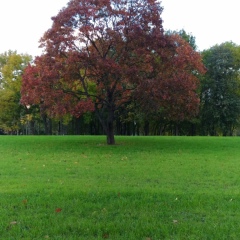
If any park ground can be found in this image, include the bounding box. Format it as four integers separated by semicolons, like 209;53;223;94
0;136;240;239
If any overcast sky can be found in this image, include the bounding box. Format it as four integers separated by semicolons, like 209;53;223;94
0;0;69;57
0;0;239;56
161;0;240;51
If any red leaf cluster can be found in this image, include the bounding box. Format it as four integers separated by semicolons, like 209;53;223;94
55;208;62;213
135;34;206;121
21;0;205;124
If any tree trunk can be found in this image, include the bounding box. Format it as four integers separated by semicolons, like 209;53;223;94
106;121;115;145
106;107;115;144
96;106;115;145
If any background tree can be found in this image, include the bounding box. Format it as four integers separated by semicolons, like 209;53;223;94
133;33;205;135
165;29;197;51
200;42;240;136
0;51;31;133
21;0;205;144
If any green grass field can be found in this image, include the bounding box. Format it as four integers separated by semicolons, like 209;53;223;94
0;136;240;239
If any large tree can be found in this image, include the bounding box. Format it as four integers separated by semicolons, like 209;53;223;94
200;42;240;135
21;0;205;144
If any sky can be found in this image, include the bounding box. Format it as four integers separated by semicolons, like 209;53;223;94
0;0;69;57
0;0;239;57
161;0;240;51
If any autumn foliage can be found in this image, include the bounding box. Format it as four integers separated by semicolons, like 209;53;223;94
21;0;205;144
135;34;206;121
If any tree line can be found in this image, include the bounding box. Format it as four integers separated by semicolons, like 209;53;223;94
1;0;240;143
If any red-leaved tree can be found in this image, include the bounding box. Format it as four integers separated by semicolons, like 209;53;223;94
21;0;205;144
135;34;206;121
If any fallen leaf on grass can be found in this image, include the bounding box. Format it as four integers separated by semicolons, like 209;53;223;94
102;233;109;238
10;221;17;225
55;208;62;213
22;199;28;205
6;221;18;231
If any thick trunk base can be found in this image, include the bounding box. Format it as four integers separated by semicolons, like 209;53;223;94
107;134;115;145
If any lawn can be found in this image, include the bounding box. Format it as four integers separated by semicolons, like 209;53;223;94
0;136;240;239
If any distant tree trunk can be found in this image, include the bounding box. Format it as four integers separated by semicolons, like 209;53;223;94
42;115;52;135
229;124;234;136
43;115;48;134
132;121;136;136
29;120;35;135
49;119;52;135
72;117;86;135
58;121;61;135
144;121;149;136
175;124;179;136
190;123;196;136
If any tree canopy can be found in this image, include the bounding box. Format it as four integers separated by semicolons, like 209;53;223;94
200;42;240;135
0;51;31;133
21;0;205;144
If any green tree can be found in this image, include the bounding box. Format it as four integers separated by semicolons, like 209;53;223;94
0;51;32;133
200;42;240;136
165;29;197;50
